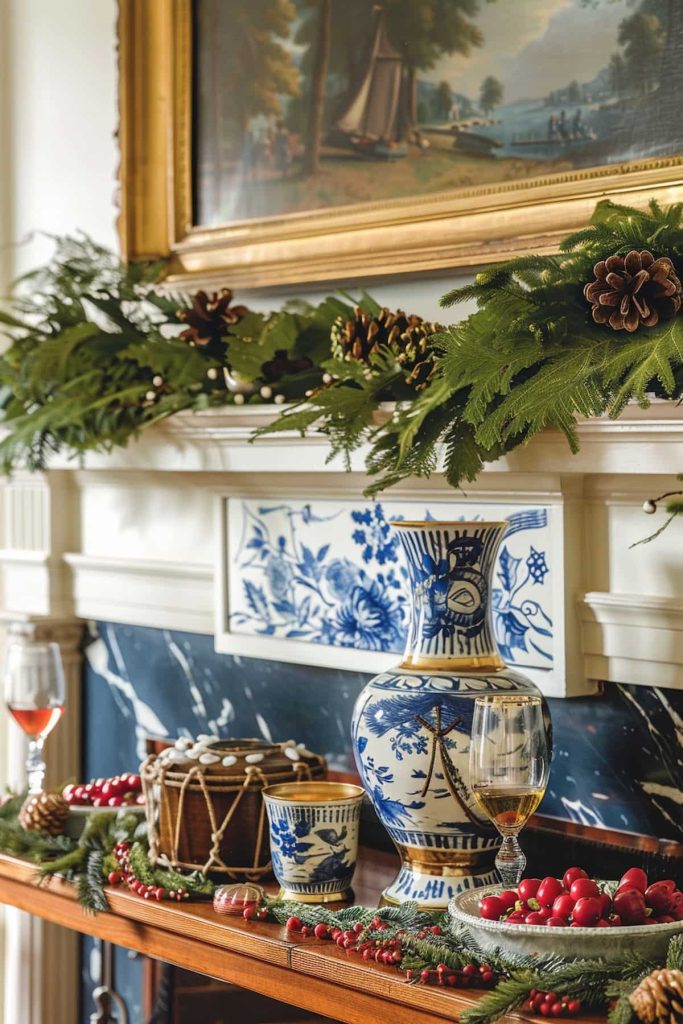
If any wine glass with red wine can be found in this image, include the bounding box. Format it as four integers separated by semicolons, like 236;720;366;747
5;642;66;793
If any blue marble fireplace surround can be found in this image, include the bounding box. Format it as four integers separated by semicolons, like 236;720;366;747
80;621;683;1022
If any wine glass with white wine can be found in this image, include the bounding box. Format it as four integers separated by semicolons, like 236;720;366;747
469;694;550;886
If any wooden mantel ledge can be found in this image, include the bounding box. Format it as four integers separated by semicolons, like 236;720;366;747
0;852;607;1024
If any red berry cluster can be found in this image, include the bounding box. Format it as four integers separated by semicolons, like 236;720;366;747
527;989;581;1017
242;904;268;922
109;841;188;903
63;773;144;809
479;866;683;929
413;962;497;988
273;916;498;988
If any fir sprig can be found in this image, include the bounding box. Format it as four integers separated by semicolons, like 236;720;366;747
0;235;237;471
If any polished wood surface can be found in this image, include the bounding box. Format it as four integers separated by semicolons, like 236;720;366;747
0;852;605;1024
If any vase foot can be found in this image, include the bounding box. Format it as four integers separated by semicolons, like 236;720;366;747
278;887;354;904
379;862;498;911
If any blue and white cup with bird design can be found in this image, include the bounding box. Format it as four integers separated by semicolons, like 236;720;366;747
262;781;365;903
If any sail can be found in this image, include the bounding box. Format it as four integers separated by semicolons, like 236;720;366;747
336;17;403;140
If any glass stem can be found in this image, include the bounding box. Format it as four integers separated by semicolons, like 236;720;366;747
26;738;46;794
495;834;526;886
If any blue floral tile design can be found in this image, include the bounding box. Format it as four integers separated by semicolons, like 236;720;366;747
228;500;553;671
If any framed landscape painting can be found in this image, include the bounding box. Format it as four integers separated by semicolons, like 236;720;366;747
119;0;683;287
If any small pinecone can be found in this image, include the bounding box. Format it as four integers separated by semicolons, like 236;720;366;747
584;249;682;332
19;791;70;836
630;968;683;1024
178;289;249;346
330;306;440;390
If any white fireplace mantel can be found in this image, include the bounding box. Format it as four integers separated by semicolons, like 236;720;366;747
1;402;682;698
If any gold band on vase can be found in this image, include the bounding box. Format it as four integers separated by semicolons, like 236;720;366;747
396;842;497;875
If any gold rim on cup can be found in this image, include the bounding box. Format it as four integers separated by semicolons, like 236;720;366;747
262;781;365;804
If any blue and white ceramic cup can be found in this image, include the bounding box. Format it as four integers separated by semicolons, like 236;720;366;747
262;781;365;903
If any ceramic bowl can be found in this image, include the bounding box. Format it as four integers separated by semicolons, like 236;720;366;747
449;884;683;963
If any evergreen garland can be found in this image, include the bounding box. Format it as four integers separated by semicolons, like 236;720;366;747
0;236;239;470
1;205;681;540
260;896;680;1024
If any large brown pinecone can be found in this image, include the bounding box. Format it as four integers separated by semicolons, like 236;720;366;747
584;249;682;332
178;289;249;346
19;791;70;836
330;306;440;390
630;968;683;1024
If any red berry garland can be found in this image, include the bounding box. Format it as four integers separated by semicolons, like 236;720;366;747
110;842;189;903
527;990;581;1018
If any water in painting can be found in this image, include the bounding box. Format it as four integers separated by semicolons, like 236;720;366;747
192;0;683;225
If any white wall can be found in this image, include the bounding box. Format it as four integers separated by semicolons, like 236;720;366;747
0;4;118;1022
1;0;119;279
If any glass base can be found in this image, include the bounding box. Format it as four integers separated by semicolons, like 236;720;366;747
494;835;526;887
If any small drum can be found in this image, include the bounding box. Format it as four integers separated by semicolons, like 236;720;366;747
141;737;326;880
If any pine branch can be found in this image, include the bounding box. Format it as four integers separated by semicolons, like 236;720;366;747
607;993;636;1024
667;933;683;971
78;848;109;913
459;973;534;1024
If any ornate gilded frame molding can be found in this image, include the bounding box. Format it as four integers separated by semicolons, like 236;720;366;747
118;0;683;289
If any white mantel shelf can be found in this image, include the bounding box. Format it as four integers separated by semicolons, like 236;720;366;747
1;401;682;699
59;401;683;478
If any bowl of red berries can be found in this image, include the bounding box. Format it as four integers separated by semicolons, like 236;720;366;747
62;774;146;836
449;867;683;962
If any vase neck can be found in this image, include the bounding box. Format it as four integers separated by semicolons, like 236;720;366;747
395;521;507;672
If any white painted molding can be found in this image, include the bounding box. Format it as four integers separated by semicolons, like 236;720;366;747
581;593;683;689
42;401;683;477
0;405;680;694
64;554;214;633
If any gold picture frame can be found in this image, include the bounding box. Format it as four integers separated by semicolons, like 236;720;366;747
118;0;683;290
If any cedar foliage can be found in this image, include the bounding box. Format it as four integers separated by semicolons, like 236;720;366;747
0;235;225;470
257;201;683;504
361;200;683;494
0;206;681;541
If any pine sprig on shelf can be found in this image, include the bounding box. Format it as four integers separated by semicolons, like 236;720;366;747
459;973;535;1024
78;848;109;914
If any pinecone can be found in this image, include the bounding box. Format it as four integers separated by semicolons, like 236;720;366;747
630;968;683;1024
178;289;249;346
584;249;682;332
330;306;440;390
19;791;70;836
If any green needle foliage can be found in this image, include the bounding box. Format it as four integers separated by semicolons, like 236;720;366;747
359;200;683;495
1;208;681;544
0;235;235;470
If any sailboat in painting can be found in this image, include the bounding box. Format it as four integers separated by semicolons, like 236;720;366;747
335;13;407;160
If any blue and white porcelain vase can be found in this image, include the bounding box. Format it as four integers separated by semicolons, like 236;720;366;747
351;521;542;910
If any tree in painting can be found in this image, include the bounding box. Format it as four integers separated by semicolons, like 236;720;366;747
384;0;486;130
479;75;503;116
437;81;454;121
618;11;664;95
302;0;332;175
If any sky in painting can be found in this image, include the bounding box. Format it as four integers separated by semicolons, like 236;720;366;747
427;0;632;103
